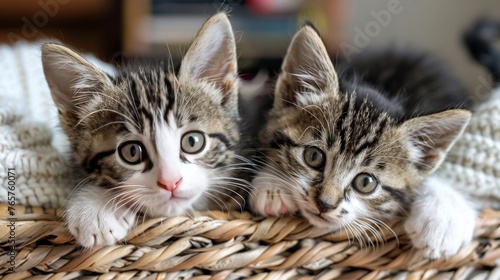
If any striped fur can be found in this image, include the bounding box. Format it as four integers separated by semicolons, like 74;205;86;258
249;25;472;253
42;13;248;247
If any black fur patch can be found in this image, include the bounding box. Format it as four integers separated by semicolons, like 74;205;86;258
209;133;233;149
270;132;298;149
336;98;350;153
164;77;176;118
382;186;406;204
353;118;387;156
376;162;386;170
85;149;116;174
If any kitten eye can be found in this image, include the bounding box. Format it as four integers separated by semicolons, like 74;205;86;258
303;146;326;169
352;173;379;194
181;131;206;154
118;141;148;165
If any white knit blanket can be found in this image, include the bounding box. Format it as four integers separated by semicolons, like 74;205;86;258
439;87;500;208
0;41;499;209
0;41;114;208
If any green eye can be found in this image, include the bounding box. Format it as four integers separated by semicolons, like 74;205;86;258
352;173;379;194
181;131;206;154
119;141;147;165
303;146;326;169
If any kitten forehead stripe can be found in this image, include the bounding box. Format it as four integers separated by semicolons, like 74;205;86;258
163;76;175;122
139;106;154;133
353;117;388;156
128;77;140;108
335;97;351;152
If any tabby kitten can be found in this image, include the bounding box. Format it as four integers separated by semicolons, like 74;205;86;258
42;13;244;247
249;25;476;259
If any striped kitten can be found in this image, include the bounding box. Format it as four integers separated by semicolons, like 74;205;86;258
42;13;244;247
249;25;475;259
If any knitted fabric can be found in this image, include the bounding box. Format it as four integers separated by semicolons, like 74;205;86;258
0;41;114;208
0;97;72;208
439;87;500;208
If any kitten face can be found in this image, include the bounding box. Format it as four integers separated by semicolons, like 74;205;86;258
252;26;470;230
43;13;241;217
258;92;414;228
80;72;239;217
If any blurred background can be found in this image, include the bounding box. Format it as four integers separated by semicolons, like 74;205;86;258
0;0;499;98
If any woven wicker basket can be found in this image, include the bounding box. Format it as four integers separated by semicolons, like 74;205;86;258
1;203;499;279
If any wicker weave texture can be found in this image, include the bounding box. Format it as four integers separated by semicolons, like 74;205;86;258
1;203;499;279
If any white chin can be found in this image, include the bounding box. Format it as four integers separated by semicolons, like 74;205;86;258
149;203;187;217
145;195;197;217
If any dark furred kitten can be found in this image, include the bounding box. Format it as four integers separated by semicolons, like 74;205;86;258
249;25;475;259
42;13;246;247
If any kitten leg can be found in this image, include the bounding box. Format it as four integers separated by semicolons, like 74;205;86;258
250;171;299;216
404;175;477;259
64;184;136;247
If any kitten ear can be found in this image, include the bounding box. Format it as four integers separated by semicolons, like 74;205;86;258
275;25;339;107
402;109;471;173
42;43;112;119
179;13;238;107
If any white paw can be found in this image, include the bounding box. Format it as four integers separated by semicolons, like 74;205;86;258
405;178;476;259
66;205;136;247
64;185;137;247
250;179;298;216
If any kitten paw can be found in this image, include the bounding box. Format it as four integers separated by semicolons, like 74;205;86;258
250;182;298;216
64;185;137;248
405;192;476;259
405;217;474;259
66;205;136;247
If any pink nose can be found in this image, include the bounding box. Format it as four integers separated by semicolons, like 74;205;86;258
157;177;183;192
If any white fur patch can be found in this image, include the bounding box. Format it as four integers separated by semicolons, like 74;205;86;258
64;184;136;247
404;175;477;259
